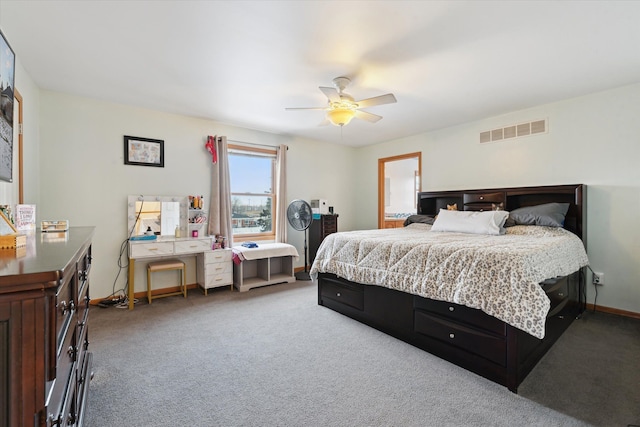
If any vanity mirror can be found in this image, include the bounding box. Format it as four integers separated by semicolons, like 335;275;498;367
127;195;188;236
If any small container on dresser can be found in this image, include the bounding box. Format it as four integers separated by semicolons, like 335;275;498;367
196;248;233;295
309;214;338;265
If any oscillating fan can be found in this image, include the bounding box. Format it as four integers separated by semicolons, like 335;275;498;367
287;199;313;281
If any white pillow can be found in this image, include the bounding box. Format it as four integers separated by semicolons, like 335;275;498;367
431;209;509;235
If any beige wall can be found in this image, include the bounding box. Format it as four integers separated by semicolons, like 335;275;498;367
355;83;640;314
32;91;356;299
11;55;640;313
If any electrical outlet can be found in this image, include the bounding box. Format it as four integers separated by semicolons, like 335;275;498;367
592;272;604;286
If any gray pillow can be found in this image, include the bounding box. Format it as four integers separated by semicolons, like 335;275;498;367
504;202;570;227
403;215;436;226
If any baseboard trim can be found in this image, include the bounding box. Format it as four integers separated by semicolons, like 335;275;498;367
585;303;640;320
91;283;200;305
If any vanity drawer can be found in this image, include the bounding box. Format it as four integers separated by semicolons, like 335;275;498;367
204;261;233;277
320;278;363;311
175;239;212;254
203;249;232;263
413;297;506;336
205;272;233;288
414;310;507;366
130;241;174;258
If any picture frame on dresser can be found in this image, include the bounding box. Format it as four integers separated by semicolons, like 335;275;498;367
123;135;164;167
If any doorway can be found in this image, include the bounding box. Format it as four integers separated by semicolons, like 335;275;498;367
377;152;421;229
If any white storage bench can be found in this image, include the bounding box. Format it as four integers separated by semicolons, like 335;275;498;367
232;243;299;292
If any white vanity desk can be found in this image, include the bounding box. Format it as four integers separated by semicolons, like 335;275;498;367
128;236;209;310
126;194;233;309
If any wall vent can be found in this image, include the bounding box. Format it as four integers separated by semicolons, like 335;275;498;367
480;119;547;143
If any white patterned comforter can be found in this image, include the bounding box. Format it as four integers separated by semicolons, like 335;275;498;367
310;224;589;338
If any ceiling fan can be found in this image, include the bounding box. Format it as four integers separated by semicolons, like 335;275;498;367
286;77;397;127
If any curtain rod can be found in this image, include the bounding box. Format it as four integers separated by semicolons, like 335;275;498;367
227;139;288;150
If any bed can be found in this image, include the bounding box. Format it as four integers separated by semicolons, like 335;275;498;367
310;184;588;392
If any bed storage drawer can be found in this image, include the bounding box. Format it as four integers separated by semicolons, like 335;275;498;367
413;297;506;336
541;275;570;316
414;310;507;366
319;277;364;311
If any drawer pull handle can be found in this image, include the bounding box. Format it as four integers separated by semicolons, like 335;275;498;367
60;300;68;315
148;248;158;251
557;292;564;297
336;292;341;297
480;196;484;200
448;306;454;312
449;333;455;339
215;278;222;282
49;413;62;426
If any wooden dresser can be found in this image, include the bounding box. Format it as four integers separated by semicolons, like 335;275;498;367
309;214;338;265
0;227;94;427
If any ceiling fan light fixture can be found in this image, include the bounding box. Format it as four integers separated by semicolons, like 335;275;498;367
327;108;355;127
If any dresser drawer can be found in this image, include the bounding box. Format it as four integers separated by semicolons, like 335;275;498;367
320;278;363;311
413;297;506;336
175;239;212;254
130;241;174;258
48;325;76;420
414;310;507;366
55;276;74;352
203;249;232;263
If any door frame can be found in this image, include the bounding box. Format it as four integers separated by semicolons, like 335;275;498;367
377;152;421;229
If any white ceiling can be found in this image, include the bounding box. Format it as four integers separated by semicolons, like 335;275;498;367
2;1;640;147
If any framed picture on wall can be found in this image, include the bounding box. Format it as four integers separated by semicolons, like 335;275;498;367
124;135;164;167
0;29;16;182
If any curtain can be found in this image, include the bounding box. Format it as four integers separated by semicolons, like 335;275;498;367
207;136;234;249
275;144;288;243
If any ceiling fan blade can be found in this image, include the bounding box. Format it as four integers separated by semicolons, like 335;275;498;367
356;93;397;108
319;86;341;103
285;107;328;111
354;110;382;123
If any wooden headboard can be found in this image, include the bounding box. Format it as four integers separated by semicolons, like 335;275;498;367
417;184;586;244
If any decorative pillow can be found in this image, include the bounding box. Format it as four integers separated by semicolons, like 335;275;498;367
431;209;509;235
403;215;436;226
504;202;570;228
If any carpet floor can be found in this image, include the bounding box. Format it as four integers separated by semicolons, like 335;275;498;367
85;281;639;426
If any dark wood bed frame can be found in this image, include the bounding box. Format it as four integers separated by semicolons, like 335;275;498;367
317;184;586;392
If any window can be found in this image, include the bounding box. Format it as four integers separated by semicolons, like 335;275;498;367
228;144;277;241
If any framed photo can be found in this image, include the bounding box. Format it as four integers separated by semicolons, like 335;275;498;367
0;29;16;182
124;135;164;167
